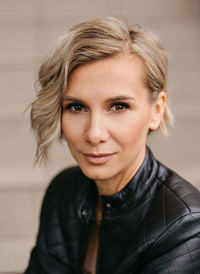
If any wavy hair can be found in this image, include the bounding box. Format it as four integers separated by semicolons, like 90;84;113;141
30;16;174;164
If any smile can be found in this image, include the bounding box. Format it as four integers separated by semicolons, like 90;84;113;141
83;153;115;165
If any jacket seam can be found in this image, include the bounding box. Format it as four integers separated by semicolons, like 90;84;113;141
156;175;192;214
146;211;200;257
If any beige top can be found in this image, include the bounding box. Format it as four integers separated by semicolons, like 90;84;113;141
83;221;99;274
83;197;102;274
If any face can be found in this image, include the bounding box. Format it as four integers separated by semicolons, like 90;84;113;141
62;54;165;185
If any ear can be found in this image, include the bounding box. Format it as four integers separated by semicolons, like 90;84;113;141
149;91;166;131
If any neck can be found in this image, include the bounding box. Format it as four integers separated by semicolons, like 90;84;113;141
95;148;146;196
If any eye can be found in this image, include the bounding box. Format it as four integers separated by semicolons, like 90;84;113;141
63;103;87;113
110;102;130;112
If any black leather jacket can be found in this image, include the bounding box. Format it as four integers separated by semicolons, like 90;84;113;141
25;147;200;273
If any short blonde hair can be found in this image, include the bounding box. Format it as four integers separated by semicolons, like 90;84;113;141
30;16;174;164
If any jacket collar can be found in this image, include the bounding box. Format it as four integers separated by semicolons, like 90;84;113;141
80;146;159;221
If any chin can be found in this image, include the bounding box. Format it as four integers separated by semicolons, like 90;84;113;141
80;164;113;181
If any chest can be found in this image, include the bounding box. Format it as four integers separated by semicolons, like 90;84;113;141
59;190;154;273
61;216;147;273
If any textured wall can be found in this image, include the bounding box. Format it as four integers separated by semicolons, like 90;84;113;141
0;0;199;272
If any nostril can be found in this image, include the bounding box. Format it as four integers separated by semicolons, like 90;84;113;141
86;119;108;145
86;128;109;145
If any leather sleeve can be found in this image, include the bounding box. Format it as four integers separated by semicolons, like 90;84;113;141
140;212;200;274
24;247;71;274
24;176;74;274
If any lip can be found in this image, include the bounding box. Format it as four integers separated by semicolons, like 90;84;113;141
83;153;115;165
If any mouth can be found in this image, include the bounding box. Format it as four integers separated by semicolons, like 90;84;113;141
83;153;115;165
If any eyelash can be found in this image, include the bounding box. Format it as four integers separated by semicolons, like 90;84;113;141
63;103;86;112
63;102;131;113
110;102;130;111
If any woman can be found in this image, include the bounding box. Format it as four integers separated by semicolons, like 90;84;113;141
25;17;200;273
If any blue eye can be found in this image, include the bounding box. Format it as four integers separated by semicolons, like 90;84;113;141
110;102;130;111
64;103;86;113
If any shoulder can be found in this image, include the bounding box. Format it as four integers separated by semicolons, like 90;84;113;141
145;157;200;231
156;161;200;216
144;160;200;260
40;165;88;213
45;165;84;194
145;153;200;230
51;165;83;185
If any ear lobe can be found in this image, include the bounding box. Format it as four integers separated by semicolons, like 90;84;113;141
149;91;166;131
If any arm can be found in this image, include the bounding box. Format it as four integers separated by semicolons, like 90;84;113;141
24;247;71;274
24;178;73;274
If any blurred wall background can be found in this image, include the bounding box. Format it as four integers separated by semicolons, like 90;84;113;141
0;0;199;272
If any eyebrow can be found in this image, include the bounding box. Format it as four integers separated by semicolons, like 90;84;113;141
105;96;135;103
63;95;135;103
63;96;84;102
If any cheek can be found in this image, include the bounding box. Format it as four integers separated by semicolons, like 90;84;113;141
61;116;74;143
112;112;151;144
61;115;86;145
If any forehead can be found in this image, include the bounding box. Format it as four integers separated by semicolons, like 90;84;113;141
65;54;147;98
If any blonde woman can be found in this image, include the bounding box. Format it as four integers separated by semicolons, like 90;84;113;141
25;17;200;274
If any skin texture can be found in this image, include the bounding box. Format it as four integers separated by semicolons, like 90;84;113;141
62;54;166;196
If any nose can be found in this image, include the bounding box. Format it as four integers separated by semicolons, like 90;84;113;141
86;112;109;145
